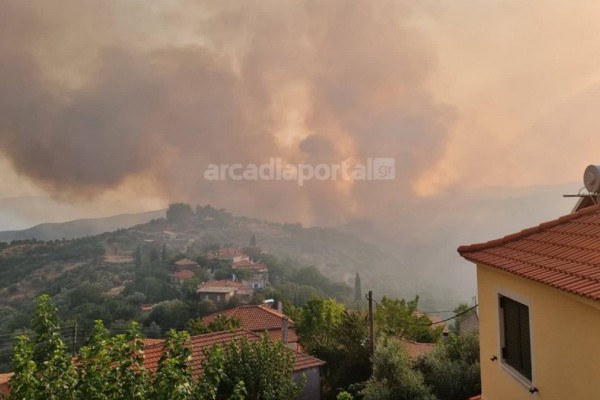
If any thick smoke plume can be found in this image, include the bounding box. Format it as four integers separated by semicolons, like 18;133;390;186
0;1;452;226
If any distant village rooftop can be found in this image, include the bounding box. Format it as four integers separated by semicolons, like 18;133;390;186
174;258;198;266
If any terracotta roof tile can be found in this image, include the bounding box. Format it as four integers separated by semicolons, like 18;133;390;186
401;340;435;359
142;329;323;376
200;280;245;289
173;270;195;280
0;373;12;395
458;203;600;301
203;305;295;331
202;305;299;343
174;258;198;266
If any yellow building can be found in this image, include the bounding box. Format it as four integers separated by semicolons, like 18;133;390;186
459;203;600;400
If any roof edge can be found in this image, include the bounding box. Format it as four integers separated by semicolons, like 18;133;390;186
457;202;600;256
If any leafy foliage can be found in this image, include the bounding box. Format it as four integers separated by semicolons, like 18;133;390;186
166;203;194;226
361;336;435;400
375;296;443;343
152;330;194;399
7;295;308;400
296;299;370;399
414;332;481;400
9;295;78;400
187;315;242;336
219;335;304;400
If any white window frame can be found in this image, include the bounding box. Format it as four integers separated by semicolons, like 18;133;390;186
496;290;535;389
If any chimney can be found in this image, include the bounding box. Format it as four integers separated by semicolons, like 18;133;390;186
282;316;289;345
277;301;283;313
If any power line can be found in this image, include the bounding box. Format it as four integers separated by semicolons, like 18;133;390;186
370;295;479;326
405;304;479;326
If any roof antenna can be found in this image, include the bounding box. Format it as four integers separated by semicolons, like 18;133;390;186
564;165;600;211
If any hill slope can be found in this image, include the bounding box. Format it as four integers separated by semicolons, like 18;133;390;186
0;210;165;241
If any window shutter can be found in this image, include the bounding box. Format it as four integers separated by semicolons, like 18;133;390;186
519;303;532;380
500;296;532;380
502;298;521;371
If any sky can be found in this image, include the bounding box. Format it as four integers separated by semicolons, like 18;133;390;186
1;2;599;248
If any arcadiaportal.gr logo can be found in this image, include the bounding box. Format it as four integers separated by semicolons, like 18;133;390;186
203;158;395;186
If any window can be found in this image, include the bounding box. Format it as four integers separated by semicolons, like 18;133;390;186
500;295;532;380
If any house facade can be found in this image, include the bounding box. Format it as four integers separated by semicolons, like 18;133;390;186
197;280;254;305
459;203;600;400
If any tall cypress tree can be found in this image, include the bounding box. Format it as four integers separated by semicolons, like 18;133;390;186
161;244;167;265
354;272;362;302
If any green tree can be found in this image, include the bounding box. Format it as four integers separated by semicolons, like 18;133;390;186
194;346;247;400
249;234;256;248
76;320;113;400
8;336;39;400
161;244;168;265
187;315;242;336
296;297;345;350
194;345;226;400
151;330;194;400
166;203;194;226
106;322;148;400
135;245;142;269
150;249;160;264
30;295;77;399
414;332;481;400
375;296;443;343
219;335;304;400
149;300;191;330
361;336;434;400
8;295;77;400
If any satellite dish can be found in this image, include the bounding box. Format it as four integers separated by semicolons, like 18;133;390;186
583;165;600;192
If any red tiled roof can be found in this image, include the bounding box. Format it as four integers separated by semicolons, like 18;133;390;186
201;280;245;289
203;305;298;342
458;203;600;301
401;340;435;359
0;373;12;395
217;247;245;258
233;261;268;271
0;331;323;397
173;270;195;280
174;258;198;266
141;338;164;346
232;259;254;268
142;329;323;375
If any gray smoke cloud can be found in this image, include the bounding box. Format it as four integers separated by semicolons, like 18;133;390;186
0;1;452;228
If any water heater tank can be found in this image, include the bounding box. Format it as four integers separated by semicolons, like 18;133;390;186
583;165;600;193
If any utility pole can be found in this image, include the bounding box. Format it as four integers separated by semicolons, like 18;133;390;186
368;290;375;356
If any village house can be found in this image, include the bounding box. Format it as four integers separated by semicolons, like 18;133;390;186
196;280;254;306
216;247;246;260
142;329;325;400
171;269;195;284
232;259;269;289
202;304;300;351
459;201;600;399
173;258;200;271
